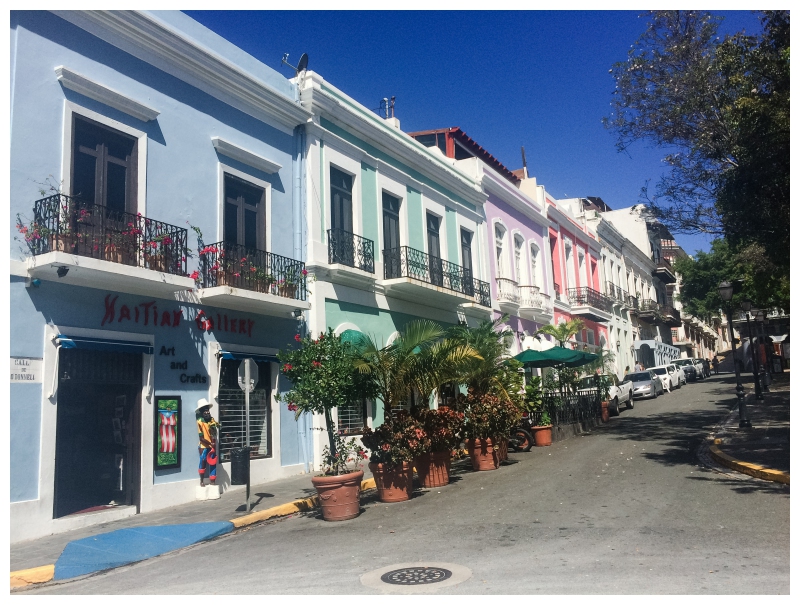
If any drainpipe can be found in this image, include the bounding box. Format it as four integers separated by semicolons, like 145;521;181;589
292;122;310;472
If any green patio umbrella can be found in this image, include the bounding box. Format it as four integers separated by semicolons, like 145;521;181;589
513;346;591;368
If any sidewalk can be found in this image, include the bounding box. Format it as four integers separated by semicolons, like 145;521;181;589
11;468;374;587
708;361;790;484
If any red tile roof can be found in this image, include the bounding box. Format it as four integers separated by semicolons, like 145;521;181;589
408;127;521;185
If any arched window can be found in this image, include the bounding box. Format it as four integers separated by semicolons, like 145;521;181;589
494;223;507;278
513;234;524;283
529;243;540;286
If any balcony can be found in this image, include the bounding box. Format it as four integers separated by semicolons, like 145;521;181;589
567;287;613;323
495;277;520;313
381;246;490;308
605;281;632;308
652;258;676;284
23;194;194;296
661;304;682;327
327;228;375;278
197;241;310;315
637;299;662;323
519;285;553;320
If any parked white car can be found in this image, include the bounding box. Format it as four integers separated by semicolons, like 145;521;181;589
577;373;634;416
649;365;680;392
671;363;686;386
690;358;707;379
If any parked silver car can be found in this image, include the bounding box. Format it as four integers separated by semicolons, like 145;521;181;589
624;370;663;400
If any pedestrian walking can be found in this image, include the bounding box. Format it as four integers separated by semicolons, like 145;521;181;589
624;365;630;375
712;357;719;374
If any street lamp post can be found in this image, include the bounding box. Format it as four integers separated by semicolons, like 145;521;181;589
718;281;751;428
740;300;763;400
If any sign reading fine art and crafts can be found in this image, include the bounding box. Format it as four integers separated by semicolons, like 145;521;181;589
155;396;181;470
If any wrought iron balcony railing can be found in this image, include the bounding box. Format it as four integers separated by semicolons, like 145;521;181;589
496;277;520;305
567;287;613;313
200;241;306;301
383;246;490;307
638;299;660;314
25;194;188;275
327;228;374;274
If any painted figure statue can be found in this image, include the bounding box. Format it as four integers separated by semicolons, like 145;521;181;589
196;399;220;486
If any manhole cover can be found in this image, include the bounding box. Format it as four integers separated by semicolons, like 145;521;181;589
380;566;452;585
361;561;471;592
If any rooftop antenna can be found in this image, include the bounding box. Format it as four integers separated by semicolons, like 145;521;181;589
520;146;528;179
378;96;397;119
281;52;309;76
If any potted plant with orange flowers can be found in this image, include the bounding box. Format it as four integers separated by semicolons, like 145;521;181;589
276;328;378;521
361;411;429;502
461;389;520;471
414;406;464;488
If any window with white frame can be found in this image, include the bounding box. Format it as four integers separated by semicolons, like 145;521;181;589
529;243;540;286
513;235;524;284
564;241;575;289
494;223;507;278
337;399;368;435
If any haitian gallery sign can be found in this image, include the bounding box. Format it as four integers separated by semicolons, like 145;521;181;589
99;294;256;337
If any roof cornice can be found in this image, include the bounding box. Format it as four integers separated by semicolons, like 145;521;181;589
52;10;311;132
480;166;549;229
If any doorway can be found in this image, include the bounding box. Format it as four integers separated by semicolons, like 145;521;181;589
54;348;142;518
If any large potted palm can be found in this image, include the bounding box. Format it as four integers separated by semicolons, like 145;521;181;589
276;329;377;521
354;320;476;500
447;316;522;469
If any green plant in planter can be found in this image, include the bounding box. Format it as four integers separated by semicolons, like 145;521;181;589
276;328;378;469
523;377;551;426
414;407;464;453
361;410;429;467
462;389;521;442
319;433;369;476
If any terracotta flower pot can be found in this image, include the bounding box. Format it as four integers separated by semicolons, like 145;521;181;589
497;437;509;461
416;451;451;488
311;469;363;521
369;461;414;502
601;400;610;423
278;283;298;299
531;425;553;447
104;244;125;264
465;438;499;471
49;233;76;253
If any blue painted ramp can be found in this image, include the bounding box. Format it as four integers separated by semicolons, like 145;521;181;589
53;521;234;580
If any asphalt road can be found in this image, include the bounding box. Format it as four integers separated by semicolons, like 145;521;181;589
28;375;789;595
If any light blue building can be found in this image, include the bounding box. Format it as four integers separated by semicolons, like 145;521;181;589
10;10;313;542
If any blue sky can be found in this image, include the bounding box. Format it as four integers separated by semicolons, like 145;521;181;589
185;10;764;256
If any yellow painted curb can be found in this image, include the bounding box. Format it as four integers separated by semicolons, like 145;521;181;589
10;564;54;589
709;445;790;484
230;477;377;529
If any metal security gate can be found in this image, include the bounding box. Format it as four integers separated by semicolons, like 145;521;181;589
54;348;142;518
217;359;271;462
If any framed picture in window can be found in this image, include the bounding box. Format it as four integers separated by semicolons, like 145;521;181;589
154;396;181;470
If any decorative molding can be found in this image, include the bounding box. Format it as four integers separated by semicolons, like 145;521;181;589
52;11;310;133
212;137;282;174
55;66;159;122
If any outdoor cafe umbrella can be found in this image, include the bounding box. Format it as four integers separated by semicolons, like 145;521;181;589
513;346;598;368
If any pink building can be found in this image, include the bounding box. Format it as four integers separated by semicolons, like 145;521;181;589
544;195;611;352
